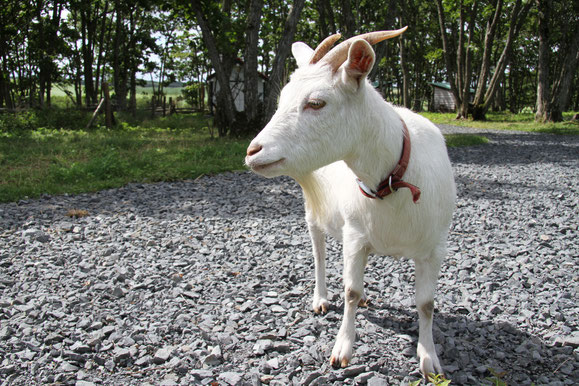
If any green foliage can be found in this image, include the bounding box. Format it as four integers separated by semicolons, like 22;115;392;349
181;83;204;107
0;109;92;133
408;373;452;386
485;368;508;386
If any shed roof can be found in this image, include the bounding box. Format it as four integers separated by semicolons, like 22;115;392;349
431;81;475;93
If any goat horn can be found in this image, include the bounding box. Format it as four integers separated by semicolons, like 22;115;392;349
322;27;408;70
310;33;342;64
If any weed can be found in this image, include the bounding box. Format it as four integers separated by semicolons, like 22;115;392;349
408;373;452;386
486;368;508;386
66;209;89;218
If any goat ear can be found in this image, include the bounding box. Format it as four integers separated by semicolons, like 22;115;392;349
343;39;375;83
292;42;314;68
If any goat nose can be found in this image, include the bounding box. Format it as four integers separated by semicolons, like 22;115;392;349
246;144;262;156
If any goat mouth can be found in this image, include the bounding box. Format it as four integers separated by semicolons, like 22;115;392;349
251;158;285;173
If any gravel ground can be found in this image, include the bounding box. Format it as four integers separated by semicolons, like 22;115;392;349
0;127;578;385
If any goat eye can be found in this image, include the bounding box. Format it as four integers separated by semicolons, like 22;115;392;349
305;99;326;110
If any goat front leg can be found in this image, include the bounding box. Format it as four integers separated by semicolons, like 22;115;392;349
330;232;368;368
308;223;329;314
414;249;444;379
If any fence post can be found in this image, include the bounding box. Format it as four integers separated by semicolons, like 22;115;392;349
86;98;105;129
103;82;114;128
169;97;177;115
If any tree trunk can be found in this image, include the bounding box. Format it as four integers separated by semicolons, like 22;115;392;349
399;34;410;108
473;0;531;120
473;0;503;108
243;0;264;131
94;0;110;101
549;24;579;122
80;6;97;106
316;0;329;37
128;62;137;116
535;0;551;122
263;0;306;123
435;0;461;114
192;1;237;136
398;1;410;109
458;1;478;119
340;0;357;38
113;2;129;111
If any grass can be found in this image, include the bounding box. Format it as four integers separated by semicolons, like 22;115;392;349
445;134;489;147
49;85;190;109
0;113;250;202
420;111;579;135
1;109;576;203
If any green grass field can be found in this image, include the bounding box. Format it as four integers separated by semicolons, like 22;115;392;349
0;113;250;202
420;111;579;134
49;85;190;109
0;109;576;202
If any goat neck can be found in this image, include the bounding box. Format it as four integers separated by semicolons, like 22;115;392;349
342;87;405;192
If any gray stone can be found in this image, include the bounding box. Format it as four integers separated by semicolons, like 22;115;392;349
0;130;577;385
218;372;243;385
113;347;131;362
190;369;213;380
75;381;96;386
343;364;367;377
153;348;172;364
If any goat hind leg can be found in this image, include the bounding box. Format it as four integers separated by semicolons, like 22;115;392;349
308;223;329;314
414;248;444;378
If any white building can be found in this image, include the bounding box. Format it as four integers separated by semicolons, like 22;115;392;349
207;58;267;113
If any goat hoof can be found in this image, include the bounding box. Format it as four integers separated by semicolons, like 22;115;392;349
358;297;370;307
330;355;349;368
419;350;444;380
312;298;329;314
314;303;328;314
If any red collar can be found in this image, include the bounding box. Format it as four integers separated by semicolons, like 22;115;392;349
356;119;421;203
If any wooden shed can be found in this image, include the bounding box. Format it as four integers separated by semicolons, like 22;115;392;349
430;82;476;112
431;82;456;112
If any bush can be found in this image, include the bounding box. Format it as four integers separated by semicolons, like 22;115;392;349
0;108;91;133
181;83;204;107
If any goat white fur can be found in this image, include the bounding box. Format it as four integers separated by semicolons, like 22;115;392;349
245;29;456;378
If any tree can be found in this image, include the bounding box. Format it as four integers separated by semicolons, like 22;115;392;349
263;0;306;122
435;0;479;119
243;0;264;129
187;0;238;136
472;0;532;120
535;0;578;122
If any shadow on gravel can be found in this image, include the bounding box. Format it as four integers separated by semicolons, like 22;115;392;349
454;175;570;201
448;131;579;166
364;303;574;384
1;173;304;231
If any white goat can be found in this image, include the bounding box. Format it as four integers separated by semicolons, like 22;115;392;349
245;28;456;378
